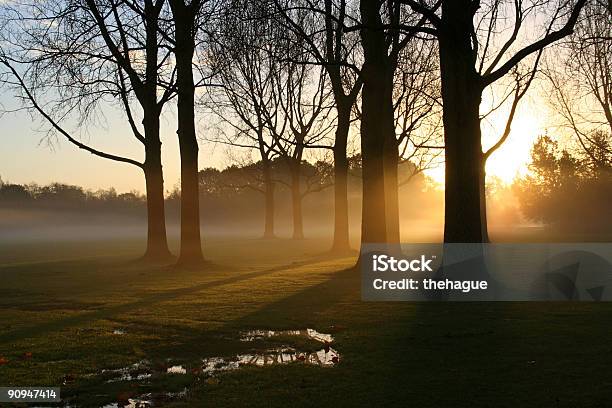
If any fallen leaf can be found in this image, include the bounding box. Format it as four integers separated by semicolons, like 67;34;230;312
0;357;8;365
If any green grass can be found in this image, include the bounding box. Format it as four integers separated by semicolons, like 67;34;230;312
1;238;612;407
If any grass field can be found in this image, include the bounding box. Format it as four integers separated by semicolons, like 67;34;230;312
1;238;612;407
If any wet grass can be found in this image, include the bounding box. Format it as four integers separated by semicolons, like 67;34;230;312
1;238;612;407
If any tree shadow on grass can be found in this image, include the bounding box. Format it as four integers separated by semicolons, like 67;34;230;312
379;301;612;408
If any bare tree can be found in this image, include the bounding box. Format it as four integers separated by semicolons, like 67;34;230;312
354;0;438;248
275;0;362;252
0;0;176;261
545;0;611;166
207;0;287;238
398;0;588;243
390;37;443;241
165;0;217;265
271;56;333;240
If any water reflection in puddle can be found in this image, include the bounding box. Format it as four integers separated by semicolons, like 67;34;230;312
201;345;339;376
240;328;334;343
102;361;152;383
166;365;187;374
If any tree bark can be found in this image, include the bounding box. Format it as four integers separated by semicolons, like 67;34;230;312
439;0;487;243
262;160;276;239
359;0;395;246
331;102;351;252
172;1;204;265
289;159;304;240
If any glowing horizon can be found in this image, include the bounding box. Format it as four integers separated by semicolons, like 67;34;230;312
0;91;548;193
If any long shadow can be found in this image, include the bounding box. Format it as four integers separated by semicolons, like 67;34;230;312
222;266;359;331
0;256;336;345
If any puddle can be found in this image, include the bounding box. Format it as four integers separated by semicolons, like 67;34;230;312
240;328;334;343
82;329;339;407
101;360;152;383
166;365;187;374
201;346;339;375
202;328;339;374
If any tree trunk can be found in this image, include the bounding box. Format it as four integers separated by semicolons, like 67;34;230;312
262;160;275;239
358;0;394;246
480;163;490;242
173;3;204;265
384;137;400;244
142;134;172;261
290;160;304;240
331;103;351;252
439;0;487;243
140;2;171;261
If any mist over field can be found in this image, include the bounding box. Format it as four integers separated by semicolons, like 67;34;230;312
0;171;577;247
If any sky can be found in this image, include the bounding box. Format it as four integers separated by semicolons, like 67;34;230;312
0;86;548;194
0;93;225;193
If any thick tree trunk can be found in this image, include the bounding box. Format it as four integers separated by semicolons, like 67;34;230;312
290;160;304;240
142;134;172;261
262;160;275;239
358;0;394;246
173;4;204;265
140;2;171;261
439;0;487;243
331;103;351;252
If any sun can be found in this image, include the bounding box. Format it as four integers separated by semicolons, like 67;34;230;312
483;111;543;184
424;108;544;187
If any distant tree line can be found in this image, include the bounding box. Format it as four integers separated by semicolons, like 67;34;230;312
515;131;612;233
0;156;435;230
0;179;146;213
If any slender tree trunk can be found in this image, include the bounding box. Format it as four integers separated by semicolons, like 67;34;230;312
439;0;487;243
173;4;204;265
262;160;275;238
384;138;400;244
359;0;394;246
290;160;304;240
142;129;172;261
331;103;351;252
